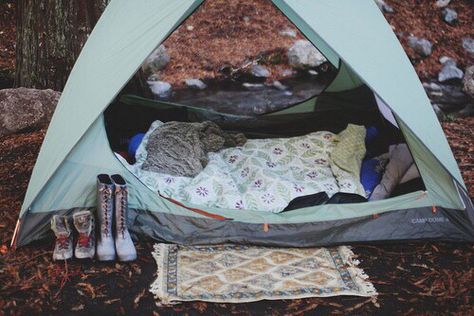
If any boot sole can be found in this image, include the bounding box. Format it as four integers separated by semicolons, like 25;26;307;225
53;256;73;261
75;253;95;260
118;255;137;262
97;255;116;261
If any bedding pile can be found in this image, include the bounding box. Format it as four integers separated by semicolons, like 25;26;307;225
118;121;367;213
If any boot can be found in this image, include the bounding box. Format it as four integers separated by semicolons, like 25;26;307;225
51;215;73;261
73;209;95;259
111;174;137;262
96;174;116;261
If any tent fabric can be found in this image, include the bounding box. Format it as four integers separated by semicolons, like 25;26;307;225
14;0;474;247
20;0;205;217
273;0;464;187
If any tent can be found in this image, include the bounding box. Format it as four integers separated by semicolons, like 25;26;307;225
12;0;474;248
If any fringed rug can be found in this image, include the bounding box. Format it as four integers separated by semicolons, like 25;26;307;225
150;244;377;304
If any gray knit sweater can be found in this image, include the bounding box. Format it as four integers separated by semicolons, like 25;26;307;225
142;121;247;177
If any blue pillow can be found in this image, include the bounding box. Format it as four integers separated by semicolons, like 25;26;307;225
365;126;378;145
128;133;145;158
360;158;383;198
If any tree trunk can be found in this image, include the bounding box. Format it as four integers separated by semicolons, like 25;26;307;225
15;0;109;90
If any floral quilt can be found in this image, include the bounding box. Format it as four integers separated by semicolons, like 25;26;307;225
117;121;366;213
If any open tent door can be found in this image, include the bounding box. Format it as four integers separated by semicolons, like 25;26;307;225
12;0;474;248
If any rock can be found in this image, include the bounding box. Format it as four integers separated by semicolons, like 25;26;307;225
279;28;297;38
242;83;265;90
251;64;271;78
432;103;445;120
308;69;319;76
439;56;456;66
185;79;207;90
442;8;458;25
438;59;464;82
463;66;474;98
374;0;394;13
435;0;451;8
281;69;294;77
0;88;60;137
272;81;288;91
288;40;327;68
423;81;441;91
424;81;469;111
147;73;160;81
186;25;194;31
407;36;433;57
148;81;172;98
143;45;170;74
453;104;474;118
462;38;474;54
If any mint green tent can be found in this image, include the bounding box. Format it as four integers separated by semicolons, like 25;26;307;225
12;0;474;247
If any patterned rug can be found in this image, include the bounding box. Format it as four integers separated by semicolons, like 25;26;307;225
150;244;377;304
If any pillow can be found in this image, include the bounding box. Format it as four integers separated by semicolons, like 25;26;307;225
330;124;367;196
331;124;366;175
365;126;379;145
128;133;145;158
360;157;386;198
369;144;413;201
400;163;420;184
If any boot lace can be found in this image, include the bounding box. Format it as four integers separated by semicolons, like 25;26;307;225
101;187;112;236
118;188;128;238
78;233;90;248
57;236;70;250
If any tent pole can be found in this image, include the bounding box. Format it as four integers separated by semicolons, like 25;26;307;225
10;218;21;250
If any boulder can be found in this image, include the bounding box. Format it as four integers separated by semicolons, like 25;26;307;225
0;88;60;137
242;83;265;90
288;40;327;68
279;28;297;38
374;0;394;13
463;65;474;99
438;58;464;82
251;64;271;78
442;8;458;25
407;36;433;57
143;45;170;74
185;79;207;90
435;0;451;7
431;103;445;120
462;38;474;55
453;104;474;118
272;80;288;91
147;81;172;98
424;81;468;111
147;73;160;81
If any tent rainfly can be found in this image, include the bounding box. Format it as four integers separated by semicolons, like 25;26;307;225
12;0;474;248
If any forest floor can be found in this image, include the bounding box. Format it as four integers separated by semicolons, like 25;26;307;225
0;121;473;314
158;0;474;86
1;0;474;315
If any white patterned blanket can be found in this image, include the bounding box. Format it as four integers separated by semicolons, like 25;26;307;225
117;121;366;213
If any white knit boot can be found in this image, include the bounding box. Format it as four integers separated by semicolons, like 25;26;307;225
51;215;73;261
73;209;95;259
111;174;137;262
96;174;116;261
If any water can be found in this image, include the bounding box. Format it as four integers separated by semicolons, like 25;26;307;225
156;68;338;116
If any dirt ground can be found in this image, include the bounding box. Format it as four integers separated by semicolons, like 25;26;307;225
158;0;474;85
1;0;474;315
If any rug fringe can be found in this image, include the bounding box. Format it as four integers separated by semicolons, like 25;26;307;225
338;246;378;297
150;243;170;303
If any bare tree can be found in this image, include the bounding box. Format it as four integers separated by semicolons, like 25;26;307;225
15;0;109;90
